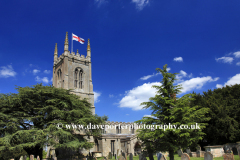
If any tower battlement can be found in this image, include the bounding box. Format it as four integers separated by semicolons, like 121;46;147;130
54;51;90;66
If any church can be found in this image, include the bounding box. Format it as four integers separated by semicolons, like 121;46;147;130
49;32;141;158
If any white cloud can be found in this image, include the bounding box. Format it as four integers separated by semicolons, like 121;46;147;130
216;84;223;88
175;70;188;83
179;76;219;93
215;56;234;64
109;94;114;98
0;65;17;78
216;74;240;88
140;72;160;80
94;91;101;103
233;51;240;58
236;62;240;66
33;69;40;75
35;76;50;83
119;82;161;110
132;0;149;10
173;57;183;62
143;115;156;118
44;70;51;74
126;114;129;116
140;68;170;81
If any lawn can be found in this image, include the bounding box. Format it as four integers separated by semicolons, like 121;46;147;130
97;154;240;160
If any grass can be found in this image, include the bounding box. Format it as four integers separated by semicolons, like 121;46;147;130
98;154;240;160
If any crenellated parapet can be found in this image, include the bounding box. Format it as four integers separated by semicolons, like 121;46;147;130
54;49;90;66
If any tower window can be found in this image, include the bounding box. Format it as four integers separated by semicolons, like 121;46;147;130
74;68;83;89
116;126;121;134
57;69;62;88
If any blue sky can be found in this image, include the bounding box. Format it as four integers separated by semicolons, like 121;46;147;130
0;0;240;123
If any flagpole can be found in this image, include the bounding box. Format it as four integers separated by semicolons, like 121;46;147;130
71;33;73;54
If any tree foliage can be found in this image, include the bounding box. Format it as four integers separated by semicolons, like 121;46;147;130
0;84;107;159
191;84;240;146
135;64;210;160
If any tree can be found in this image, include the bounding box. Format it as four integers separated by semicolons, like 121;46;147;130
0;84;107;159
191;84;240;146
135;64;210;160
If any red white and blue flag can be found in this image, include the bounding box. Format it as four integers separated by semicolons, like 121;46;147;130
72;33;85;44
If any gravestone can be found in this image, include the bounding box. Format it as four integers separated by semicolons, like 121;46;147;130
204;152;213;160
118;155;125;160
30;155;34;160
232;146;238;155
224;145;233;153
129;153;133;160
237;145;240;158
186;148;192;156
19;156;23;160
109;152;113;159
181;153;190;160
223;153;235;160
54;157;57;160
177;149;183;157
23;155;27;160
142;151;148;157
157;152;162;160
196;150;205;157
196;145;201;151
139;153;142;160
115;154;117;160
139;153;147;160
37;156;40;160
141;155;147;160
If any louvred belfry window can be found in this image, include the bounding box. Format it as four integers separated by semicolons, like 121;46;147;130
57;69;62;88
74;68;83;89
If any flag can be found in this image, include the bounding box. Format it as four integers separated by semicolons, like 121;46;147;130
72;33;85;44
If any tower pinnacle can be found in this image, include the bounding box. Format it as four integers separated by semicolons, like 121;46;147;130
87;39;91;50
54;43;58;62
54;43;58;55
87;39;91;57
64;32;69;51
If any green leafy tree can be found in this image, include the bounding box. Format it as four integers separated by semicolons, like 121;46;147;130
135;64;210;160
0;84;107;160
191;84;240;146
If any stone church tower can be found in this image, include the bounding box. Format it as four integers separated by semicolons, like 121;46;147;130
52;32;95;114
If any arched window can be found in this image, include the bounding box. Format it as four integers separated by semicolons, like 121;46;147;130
74;68;83;89
116;126;121;134
95;139;99;151
79;70;83;89
74;69;78;88
57;69;62;88
116;126;119;134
